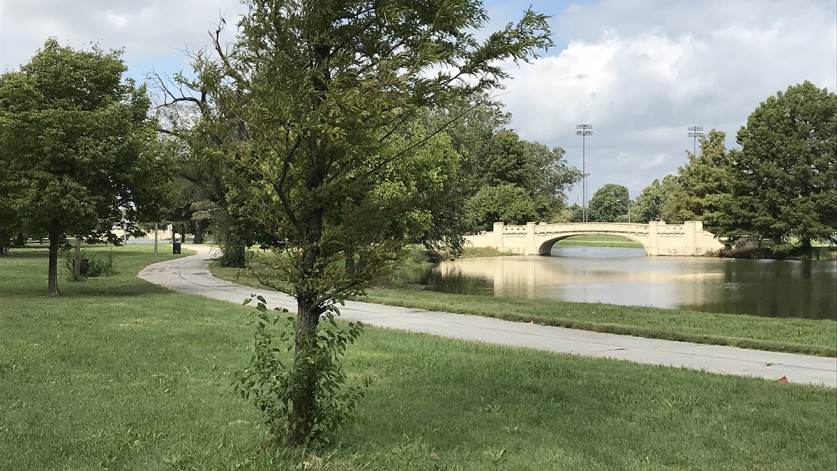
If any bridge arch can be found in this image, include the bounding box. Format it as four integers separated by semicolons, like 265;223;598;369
536;233;649;256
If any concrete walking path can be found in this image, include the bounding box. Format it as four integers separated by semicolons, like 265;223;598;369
138;245;837;388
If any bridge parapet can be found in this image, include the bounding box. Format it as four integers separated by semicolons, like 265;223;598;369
502;225;529;234
535;222;650;235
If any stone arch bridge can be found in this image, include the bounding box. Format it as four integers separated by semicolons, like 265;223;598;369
465;221;724;256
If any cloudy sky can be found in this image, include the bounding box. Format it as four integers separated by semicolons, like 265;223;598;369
1;0;835;203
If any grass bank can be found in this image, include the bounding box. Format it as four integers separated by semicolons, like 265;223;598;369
552;234;644;248
1;246;835;469
212;259;837;357
719;245;837;261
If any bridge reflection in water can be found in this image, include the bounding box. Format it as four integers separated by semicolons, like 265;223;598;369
420;246;837;320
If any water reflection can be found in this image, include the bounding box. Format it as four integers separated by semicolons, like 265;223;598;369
417;247;837;320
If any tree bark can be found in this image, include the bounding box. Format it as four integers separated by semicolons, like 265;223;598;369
48;228;61;296
286;207;325;446
286;295;322;446
345;247;355;278
193;220;207;244
0;230;8;255
72;236;82;281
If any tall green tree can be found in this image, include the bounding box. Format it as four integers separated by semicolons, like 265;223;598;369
422;94;510;194
466;183;539;230
722;82;837;250
0;39;167;295
658;175;684;223
634;179;664;223
521;140;583;221
204;0;552;446
669;130;731;231
588;183;630;222
465;129;581;229
0;156;17;254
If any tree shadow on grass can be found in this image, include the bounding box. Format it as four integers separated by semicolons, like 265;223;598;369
1;248;185;299
0;280;179;300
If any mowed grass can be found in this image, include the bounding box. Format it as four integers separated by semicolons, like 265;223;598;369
553;234;644;248
212;261;837;357
2;247;836;470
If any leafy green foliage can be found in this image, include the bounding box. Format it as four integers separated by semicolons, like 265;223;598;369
463;129;581;229
634;175;680;223
236;295;365;447
588;183;630;222
721;81;837;250
466;183;539;230
634;179;665;223
663;130;732;231
63;248;116;278
0;39;169;294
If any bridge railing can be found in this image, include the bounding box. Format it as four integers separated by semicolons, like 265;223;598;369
498;222;690;236
501;225;529;234
533;222;650;235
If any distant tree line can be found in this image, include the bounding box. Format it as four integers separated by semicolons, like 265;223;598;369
587;82;836;252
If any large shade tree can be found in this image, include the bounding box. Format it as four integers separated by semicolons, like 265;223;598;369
0;39;168;295
201;0;552;446
465;129;581;229
466;183;539;230
588;183;630;222
722;82;837;250
665;130;731;231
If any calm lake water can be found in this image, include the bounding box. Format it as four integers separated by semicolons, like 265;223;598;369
415;247;837;320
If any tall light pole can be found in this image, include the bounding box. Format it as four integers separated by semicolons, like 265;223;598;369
576;124;593;222
687;125;703;156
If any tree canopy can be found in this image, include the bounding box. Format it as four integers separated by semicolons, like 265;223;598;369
0;39;168;294
720;81;837;250
588;183;630;222
459;125;581;230
663;130;732;231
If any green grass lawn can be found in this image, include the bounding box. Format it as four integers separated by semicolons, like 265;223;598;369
212;260;837;357
553;234;644;248
2;246;836;470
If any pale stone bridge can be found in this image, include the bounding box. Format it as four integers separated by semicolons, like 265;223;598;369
465;221;724;256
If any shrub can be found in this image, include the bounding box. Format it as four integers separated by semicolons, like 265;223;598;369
235;295;365;448
64;249;116;278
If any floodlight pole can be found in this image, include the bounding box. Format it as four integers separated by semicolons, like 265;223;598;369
687;125;704;156
576;124;593;222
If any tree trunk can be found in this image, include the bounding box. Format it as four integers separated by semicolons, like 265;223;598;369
800;237;812;250
345;247;355;278
0;230;8;255
286;207;325;446
72;236;82;281
15;233;26;246
193;220;207;244
48;229;61;296
286;295;322;446
180;229;186;244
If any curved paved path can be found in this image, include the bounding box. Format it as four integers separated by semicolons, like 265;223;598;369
139;245;837;388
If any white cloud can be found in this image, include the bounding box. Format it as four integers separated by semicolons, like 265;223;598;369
500;0;836;199
0;0;834;202
0;0;246;75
